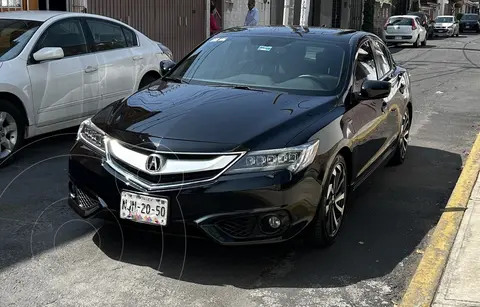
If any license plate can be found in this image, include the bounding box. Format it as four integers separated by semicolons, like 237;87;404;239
120;191;168;226
466;26;470;29
395;36;402;40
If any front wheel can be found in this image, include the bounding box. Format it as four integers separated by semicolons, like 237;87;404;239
0;100;25;167
307;154;348;247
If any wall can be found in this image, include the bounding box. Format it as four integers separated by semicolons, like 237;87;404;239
0;0;38;11
374;1;391;36
222;0;271;29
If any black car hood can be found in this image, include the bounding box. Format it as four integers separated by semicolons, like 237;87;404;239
96;81;337;152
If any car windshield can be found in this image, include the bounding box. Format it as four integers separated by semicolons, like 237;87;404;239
0;19;43;61
436;17;454;23
167;34;348;96
461;15;478;21
387;17;414;26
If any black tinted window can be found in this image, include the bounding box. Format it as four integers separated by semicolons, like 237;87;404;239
387;17;414;26
372;40;391;78
0;19;42;61
169;35;347;96
36;19;87;57
122;27;137;47
354;41;377;92
461;15;478;21
86;19;127;51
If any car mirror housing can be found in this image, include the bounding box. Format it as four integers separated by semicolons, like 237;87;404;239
358;80;391;100
33;47;64;62
160;60;176;77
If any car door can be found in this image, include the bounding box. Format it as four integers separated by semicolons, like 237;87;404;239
346;39;391;179
27;18;100;127
84;18;136;109
370;37;403;148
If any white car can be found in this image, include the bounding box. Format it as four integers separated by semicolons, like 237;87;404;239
0;11;172;164
433;15;459;37
382;15;428;47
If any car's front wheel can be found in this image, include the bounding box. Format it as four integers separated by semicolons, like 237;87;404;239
307;154;348;247
389;108;411;166
0;100;24;167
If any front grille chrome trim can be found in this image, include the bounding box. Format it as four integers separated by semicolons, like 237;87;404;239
103;137;247;191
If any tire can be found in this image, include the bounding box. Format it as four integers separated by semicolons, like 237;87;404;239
455;29;459;37
307;154;348;247
389;107;411;166
0;100;25;167
421;35;427;46
139;74;159;90
413;35;420;48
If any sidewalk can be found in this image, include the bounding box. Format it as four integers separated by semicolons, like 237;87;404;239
433;175;480;307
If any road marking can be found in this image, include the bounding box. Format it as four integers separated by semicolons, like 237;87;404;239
399;132;480;307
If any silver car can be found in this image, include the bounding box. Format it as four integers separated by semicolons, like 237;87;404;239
433;15;459;37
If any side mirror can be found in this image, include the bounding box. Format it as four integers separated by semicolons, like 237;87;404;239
33;47;64;62
160;59;176;77
358;80;391;100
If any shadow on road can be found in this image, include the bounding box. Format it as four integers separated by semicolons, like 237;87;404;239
92;145;462;289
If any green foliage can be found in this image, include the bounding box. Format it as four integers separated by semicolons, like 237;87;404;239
457;13;464;20
361;0;375;33
411;0;420;11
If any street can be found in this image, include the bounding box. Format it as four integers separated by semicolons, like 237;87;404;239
1;34;480;307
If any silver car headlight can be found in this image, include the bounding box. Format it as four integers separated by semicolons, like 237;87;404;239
225;140;319;174
77;118;107;153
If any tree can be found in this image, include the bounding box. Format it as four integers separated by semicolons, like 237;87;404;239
449;0;463;13
411;0;420;11
362;0;375;33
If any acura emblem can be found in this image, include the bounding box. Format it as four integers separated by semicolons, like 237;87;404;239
145;154;165;172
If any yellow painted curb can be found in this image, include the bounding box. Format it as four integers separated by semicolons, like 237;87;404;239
399;132;480;307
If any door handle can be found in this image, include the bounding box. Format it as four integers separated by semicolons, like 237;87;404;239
133;56;143;61
84;66;98;73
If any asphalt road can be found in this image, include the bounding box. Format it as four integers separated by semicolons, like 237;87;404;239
1;34;480;307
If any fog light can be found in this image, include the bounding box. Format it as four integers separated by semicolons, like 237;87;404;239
268;216;281;229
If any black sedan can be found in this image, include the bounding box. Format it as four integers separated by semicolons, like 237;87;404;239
68;26;413;247
459;13;480;33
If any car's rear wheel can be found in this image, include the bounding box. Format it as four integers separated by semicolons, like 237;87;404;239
307;154;348;247
389;108;411;166
413;35;420;48
0;100;25;167
421;35;427;46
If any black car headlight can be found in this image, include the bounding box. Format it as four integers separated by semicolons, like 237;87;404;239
225;140;319;174
76;118;106;153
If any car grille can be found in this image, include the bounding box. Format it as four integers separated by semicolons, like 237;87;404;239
76;188;101;210
215;216;258;238
104;138;243;189
110;155;220;184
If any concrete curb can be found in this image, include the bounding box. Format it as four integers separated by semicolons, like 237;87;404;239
399;132;480;307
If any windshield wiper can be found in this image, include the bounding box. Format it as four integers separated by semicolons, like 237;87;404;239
162;76;187;84
210;84;273;92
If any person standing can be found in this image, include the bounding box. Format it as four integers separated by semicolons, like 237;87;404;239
210;4;221;36
244;0;259;26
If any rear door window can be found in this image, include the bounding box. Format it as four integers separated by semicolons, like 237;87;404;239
85;19;127;52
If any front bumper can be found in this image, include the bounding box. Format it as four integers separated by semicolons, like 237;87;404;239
434;28;454;36
460;23;479;31
68;141;322;246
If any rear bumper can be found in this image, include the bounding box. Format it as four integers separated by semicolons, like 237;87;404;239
68;141;322;246
383;34;416;44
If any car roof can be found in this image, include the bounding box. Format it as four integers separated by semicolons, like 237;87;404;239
390;15;417;19
436;15;454;18
221;26;362;43
0;10;69;21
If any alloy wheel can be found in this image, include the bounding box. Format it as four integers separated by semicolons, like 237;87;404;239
0;111;18;160
399;111;410;159
324;162;347;237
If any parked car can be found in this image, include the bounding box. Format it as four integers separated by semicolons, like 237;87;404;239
68;26;413;247
433;15;459;37
459;13;480;33
0;11;172;165
407;11;435;38
383;15;428;47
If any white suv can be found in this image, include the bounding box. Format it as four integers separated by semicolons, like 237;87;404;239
0;11;172;164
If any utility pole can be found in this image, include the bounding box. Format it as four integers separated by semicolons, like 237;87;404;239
283;0;294;25
299;0;311;26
